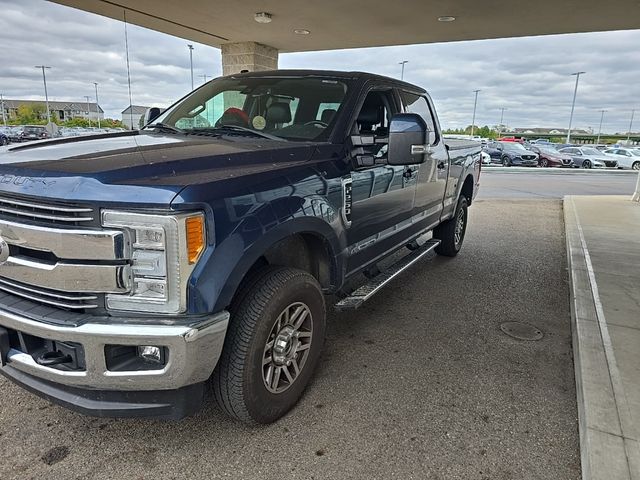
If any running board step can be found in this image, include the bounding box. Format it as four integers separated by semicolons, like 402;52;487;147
335;238;441;311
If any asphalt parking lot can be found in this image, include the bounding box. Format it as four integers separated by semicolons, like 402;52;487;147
1;170;621;480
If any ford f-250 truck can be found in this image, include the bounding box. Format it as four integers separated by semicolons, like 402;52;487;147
0;70;480;423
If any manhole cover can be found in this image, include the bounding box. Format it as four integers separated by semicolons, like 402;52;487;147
500;322;543;341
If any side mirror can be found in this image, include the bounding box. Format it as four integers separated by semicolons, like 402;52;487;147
143;107;162;126
387;113;428;165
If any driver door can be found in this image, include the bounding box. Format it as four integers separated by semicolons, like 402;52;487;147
345;87;419;274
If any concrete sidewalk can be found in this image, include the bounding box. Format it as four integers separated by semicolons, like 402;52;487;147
565;195;640;479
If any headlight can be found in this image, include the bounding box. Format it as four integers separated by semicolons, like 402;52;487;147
102;210;205;314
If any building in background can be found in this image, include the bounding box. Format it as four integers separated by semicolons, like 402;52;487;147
121;105;150;129
1;99;104;122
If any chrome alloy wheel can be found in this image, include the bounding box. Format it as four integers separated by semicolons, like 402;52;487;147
262;302;313;394
454;207;465;247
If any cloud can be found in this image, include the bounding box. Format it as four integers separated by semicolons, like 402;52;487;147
1;0;639;132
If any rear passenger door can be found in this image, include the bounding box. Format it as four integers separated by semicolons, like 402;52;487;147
399;91;448;229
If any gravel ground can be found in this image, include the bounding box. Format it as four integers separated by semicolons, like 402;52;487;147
0;198;580;480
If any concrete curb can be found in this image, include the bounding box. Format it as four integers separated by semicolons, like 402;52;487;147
564;196;640;480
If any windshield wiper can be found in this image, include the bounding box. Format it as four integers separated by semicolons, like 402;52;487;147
145;123;185;134
187;126;283;141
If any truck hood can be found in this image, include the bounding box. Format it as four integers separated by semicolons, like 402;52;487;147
0;131;319;206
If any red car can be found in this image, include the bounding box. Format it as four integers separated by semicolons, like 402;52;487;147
497;136;525;144
529;145;574;167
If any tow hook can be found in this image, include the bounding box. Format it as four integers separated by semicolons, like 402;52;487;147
36;350;72;367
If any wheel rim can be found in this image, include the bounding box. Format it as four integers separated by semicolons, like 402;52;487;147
633;162;640;170
541;159;547;167
583;161;591;169
262;302;313;394
454;207;465;247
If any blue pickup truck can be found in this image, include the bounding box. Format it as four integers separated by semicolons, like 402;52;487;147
0;70;480;423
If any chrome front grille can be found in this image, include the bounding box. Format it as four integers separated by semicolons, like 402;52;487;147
0;194;94;225
0;277;99;310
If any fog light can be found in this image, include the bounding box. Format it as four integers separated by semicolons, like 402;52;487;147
137;345;162;364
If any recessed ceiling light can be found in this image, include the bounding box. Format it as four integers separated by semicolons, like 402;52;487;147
294;29;310;35
254;12;273;24
438;16;456;22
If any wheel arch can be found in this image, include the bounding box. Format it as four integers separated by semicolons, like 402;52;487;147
196;217;345;313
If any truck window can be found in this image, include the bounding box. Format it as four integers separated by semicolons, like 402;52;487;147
154;76;348;141
353;89;395;158
400;91;438;144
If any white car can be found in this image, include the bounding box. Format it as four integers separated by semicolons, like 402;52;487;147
603;148;640;170
480;151;491;165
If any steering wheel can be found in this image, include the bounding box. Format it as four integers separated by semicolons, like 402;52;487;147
304;120;328;128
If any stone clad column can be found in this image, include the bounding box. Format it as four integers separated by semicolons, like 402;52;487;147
221;42;278;75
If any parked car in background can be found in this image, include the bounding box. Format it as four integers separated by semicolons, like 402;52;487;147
497;136;525;143
603;148;640;170
529;138;551;144
19;125;50;142
480;151;491;164
529;145;574;167
558;146;614;168
0;130;9;146
486;141;538;166
7;127;24;143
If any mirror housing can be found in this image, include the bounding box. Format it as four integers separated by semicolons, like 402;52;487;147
387;113;428;165
143;107;162;126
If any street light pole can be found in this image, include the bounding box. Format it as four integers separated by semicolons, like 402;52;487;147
498;107;507;135
471;90;480;137
627;109;636;142
84;95;91;128
35;65;52;124
93;82;100;129
566;71;585;143
0;94;6;127
596;109;606;144
187;44;194;91
399;61;408;80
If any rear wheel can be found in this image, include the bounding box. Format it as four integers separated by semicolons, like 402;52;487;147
582;160;592;169
212;266;326;424
434;195;468;257
632;161;640;170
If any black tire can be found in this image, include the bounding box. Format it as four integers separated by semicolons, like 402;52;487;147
582;160;592;169
632;162;640;171
212;266;326;424
502;156;511;167
434;196;468;257
539;158;548;168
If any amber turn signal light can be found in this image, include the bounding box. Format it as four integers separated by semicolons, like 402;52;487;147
185;215;205;264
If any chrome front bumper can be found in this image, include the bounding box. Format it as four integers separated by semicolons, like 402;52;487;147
0;309;229;391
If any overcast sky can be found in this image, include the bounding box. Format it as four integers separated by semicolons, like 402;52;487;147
2;0;639;133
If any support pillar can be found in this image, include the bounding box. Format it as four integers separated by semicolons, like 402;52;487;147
221;42;278;76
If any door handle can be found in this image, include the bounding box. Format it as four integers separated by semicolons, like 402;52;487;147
437;161;446;169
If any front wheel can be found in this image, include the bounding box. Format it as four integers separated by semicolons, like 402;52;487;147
434;195;468;257
632;161;640;170
582;160;592;169
212;266;326;424
539;158;548;168
502;156;511;167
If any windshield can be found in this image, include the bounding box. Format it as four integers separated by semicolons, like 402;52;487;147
148;76;349;142
581;147;601;155
538;146;558;154
502;142;528;151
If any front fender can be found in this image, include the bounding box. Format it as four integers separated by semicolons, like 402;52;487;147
190;213;346;314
